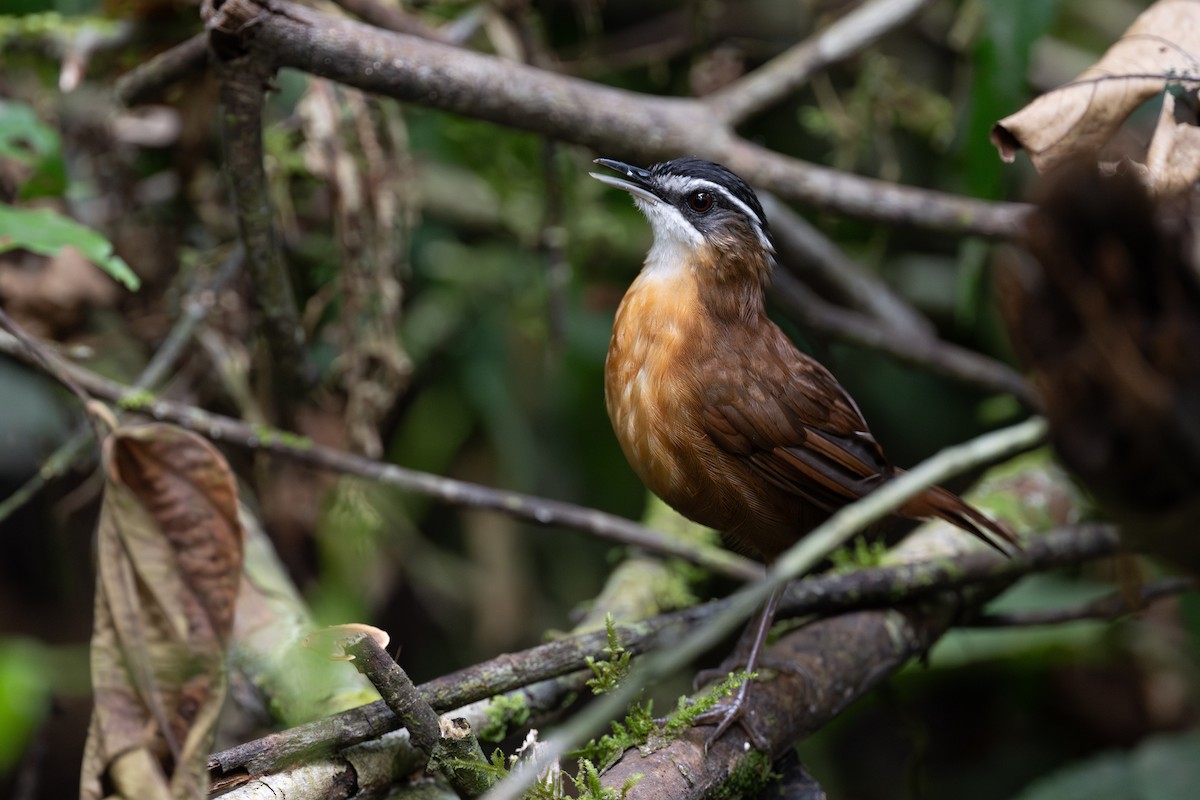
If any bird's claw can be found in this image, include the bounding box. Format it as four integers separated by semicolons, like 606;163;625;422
693;679;771;753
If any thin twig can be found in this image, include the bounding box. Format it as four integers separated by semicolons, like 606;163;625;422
114;33;208;107
345;635;441;756
0;335;761;582
0;248;243;524
762;192;933;339
0;308;93;412
770;271;1037;406
969;576;1197;627
328;0;449;41
707;0;934;125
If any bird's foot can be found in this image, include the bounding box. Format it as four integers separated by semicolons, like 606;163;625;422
692;677;771;753
693;653;800;692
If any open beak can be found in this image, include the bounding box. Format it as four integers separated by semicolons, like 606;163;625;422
589;158;661;205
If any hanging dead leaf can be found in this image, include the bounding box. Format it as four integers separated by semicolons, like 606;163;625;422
81;423;245;800
992;0;1200;175
1141;89;1200;194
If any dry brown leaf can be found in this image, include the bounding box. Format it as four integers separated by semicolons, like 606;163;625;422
81;424;244;800
1141;90;1200;194
992;0;1200;174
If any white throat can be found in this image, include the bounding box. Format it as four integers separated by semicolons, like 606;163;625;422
636;197;702;281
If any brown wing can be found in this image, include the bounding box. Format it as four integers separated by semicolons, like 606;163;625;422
700;322;1017;552
700;327;894;514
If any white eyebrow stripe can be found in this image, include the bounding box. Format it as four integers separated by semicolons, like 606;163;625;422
659;176;773;253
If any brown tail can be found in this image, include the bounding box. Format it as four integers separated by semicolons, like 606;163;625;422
900;484;1019;556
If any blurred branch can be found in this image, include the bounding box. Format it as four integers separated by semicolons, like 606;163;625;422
762;192;933;339
210;0;1026;236
771;271;1037;406
328;0;449;41
969;575;1197;627
708;0;933;125
0;247;244;524
206;4;310;425
207;522;1119;789
114;33;208;106
0;334;761;581
0;308;95;414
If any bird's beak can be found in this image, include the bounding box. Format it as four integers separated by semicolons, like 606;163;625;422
589;158;661;205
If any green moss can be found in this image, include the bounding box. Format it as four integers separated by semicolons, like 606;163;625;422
713;748;776;799
584;614;632;695
576;671;755;771
444;748;641;800
829;536;889;571
251;424;313;450
479;693;531;743
117;389;156;411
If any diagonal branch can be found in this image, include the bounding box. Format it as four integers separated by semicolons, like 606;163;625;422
763;192;935;339
221;0;1026;236
771;271;1037;405
707;0;935;126
482;417;1050;800
206;523;1119;785
0;333;761;582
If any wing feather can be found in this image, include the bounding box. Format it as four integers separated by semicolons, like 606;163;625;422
700;328;893;512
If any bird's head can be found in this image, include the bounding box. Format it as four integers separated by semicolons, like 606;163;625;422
590;157;774;288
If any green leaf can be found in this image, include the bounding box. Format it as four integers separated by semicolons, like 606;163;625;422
1012;730;1200;800
0;99;66;199
0;205;140;290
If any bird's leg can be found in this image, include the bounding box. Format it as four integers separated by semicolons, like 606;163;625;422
694;584;786;751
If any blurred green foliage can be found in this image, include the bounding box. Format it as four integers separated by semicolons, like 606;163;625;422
1;2;1198;799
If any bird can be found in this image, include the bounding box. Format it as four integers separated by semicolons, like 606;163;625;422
590;156;1017;746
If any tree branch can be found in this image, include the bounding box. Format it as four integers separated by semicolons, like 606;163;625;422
221;0;1026;236
483;416;1048;800
708;0;934;125
206;3;310;424
771;271;1037;405
206;523;1119;787
0;333;762;582
969;575;1197;627
114;32;209;106
763;192;934;339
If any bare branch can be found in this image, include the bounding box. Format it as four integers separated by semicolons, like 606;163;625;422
207;523;1119;787
345;635;441;757
224;0;1027;236
206;4;311;424
762;192;934;339
0;334;762;582
969;575;1197;627
114;33;208;106
770;271;1037;406
708;0;934;125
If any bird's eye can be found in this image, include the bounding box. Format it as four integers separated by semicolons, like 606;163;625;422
687;191;714;213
